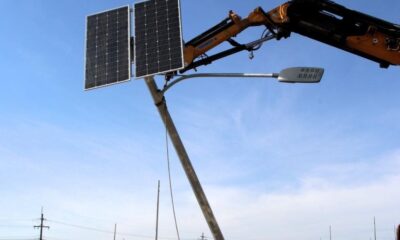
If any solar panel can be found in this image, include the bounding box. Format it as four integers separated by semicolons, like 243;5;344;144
134;0;184;78
85;6;131;90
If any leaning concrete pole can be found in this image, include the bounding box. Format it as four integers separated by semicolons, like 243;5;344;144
145;76;224;240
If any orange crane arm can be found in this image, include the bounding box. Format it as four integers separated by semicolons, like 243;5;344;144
181;0;400;73
183;7;282;66
270;0;400;68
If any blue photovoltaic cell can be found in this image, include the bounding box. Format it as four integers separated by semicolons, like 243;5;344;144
135;0;184;78
85;6;131;90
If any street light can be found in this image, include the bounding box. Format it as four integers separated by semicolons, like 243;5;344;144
278;67;324;83
161;67;324;93
145;66;324;240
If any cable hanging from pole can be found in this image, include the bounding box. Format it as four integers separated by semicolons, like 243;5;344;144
164;102;181;240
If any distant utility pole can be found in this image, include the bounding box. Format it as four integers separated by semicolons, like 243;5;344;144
114;223;117;240
200;232;207;240
34;208;50;240
374;217;377;240
155;180;160;240
329;225;332;240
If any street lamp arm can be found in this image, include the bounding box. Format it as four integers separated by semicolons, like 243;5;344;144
161;67;324;93
161;72;279;93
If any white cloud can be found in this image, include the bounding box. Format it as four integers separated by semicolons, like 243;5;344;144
1;76;399;240
182;156;400;240
20;150;396;240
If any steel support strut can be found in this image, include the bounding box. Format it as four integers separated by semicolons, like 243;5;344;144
145;76;225;240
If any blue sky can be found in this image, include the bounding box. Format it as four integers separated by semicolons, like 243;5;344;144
0;1;400;240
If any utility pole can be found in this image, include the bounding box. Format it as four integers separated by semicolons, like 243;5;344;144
329;225;332;240
200;232;207;240
34;208;50;240
374;217;377;240
113;223;117;240
155;180;160;240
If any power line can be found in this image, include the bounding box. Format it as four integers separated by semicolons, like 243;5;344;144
46;220;114;235
45;236;75;240
0;238;37;240
47;219;189;240
0;225;32;228
0;219;35;222
45;237;72;240
0;236;37;240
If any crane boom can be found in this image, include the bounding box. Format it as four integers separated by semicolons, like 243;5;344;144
181;0;400;73
273;0;400;68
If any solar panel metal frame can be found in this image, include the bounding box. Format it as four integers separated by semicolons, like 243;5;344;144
84;5;132;90
134;0;185;79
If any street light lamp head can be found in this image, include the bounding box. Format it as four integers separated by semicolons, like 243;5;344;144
278;67;324;83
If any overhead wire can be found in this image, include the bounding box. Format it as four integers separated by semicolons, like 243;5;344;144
47;219;190;240
163;103;181;240
0;237;37;240
0;238;37;240
0;219;36;222
0;225;32;228
45;237;74;240
47;219;114;235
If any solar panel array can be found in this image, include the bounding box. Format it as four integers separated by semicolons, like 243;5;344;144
134;0;184;78
85;6;131;90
